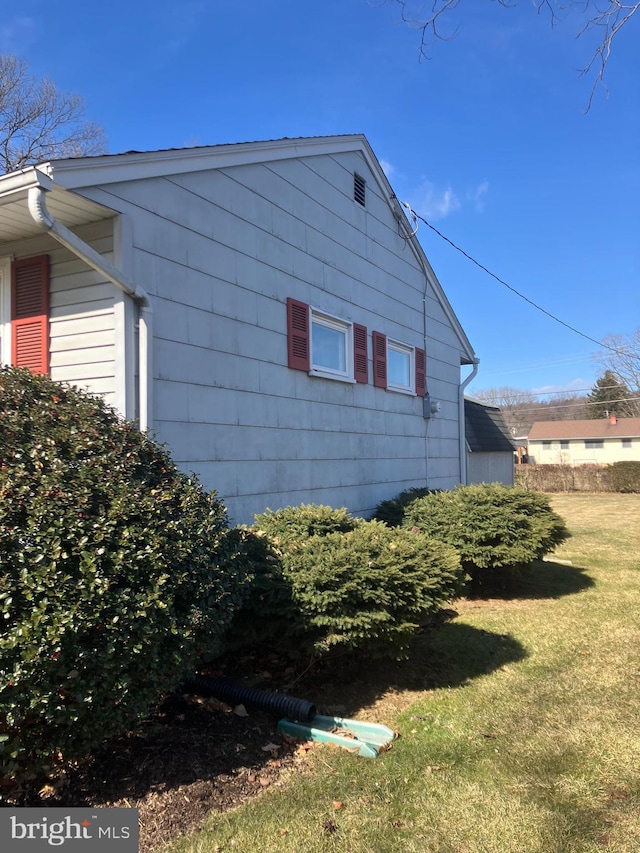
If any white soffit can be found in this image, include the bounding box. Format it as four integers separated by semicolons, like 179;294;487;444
0;172;117;243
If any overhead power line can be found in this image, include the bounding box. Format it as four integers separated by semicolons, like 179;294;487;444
477;384;635;399
402;204;626;357
488;396;640;414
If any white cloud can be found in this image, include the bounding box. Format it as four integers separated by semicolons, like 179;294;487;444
379;158;395;180
470;180;489;212
409;180;461;221
533;378;590;396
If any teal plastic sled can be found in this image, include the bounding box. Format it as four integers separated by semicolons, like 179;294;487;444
277;714;396;758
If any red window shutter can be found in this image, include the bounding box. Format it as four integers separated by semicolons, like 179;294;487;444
415;347;426;397
353;323;368;383
287;297;309;371
12;255;50;375
372;331;387;388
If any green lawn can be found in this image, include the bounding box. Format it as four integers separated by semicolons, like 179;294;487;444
165;494;640;853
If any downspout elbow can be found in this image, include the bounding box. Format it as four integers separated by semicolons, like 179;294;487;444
27;183;57;232
27;185;153;432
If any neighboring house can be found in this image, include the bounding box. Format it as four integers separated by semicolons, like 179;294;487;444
528;417;640;465
0;134;478;524
464;397;515;485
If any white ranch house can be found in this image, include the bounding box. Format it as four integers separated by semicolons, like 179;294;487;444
527;416;640;465
0;135;479;524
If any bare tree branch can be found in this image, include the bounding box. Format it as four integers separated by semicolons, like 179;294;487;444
596;329;640;415
386;1;639;107
0;55;105;174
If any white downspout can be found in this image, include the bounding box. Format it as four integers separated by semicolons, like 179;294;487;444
27;185;153;432
459;359;480;485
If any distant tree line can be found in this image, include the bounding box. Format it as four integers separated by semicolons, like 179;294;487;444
473;338;640;435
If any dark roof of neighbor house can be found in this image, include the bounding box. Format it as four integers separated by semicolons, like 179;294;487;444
465;398;516;453
528;417;640;441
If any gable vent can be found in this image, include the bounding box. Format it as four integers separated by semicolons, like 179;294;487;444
354;173;366;207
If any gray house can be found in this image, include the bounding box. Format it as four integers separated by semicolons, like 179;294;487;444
464;397;515;485
0;134;478;523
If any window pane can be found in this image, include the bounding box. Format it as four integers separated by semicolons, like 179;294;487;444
388;347;410;388
312;321;346;372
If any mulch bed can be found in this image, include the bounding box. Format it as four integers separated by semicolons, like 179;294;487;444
10;630;457;851
15;650;364;852
57;691;303;851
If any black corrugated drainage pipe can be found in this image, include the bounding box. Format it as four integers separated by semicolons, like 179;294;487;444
180;675;316;723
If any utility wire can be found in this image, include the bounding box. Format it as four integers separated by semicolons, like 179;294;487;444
404;205;627;357
487;396;640;414
478;384;636;399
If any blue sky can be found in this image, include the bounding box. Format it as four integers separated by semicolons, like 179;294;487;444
3;0;638;398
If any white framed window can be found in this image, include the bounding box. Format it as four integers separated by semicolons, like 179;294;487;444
310;309;354;382
387;339;414;394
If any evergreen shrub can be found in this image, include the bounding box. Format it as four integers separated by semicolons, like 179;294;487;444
232;504;465;658
0;367;246;793
609;461;640;493
221;528;299;651
252;504;360;546
403;483;569;578
373;487;434;527
282;521;464;657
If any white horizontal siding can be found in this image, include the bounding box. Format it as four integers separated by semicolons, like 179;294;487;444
1;221;118;402
467;452;515;486
95;150;467;522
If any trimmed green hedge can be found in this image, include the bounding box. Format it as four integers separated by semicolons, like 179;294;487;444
252;504;360;545
227;504;465;659
403;483;569;578
609;461;640;493
282;521;464;657
0;367;246;793
373;487;435;527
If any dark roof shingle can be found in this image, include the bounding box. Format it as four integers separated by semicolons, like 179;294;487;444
465;398;515;453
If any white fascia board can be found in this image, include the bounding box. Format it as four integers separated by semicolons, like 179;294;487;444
45;135;371;190
0;166;52;201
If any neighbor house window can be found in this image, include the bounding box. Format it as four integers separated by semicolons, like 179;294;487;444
622;438;632;448
584;439;604;450
286;298;368;383
560;440;569;450
543;441;552;449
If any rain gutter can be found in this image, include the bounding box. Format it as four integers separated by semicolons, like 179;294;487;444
27;183;153;432
459;359;480;485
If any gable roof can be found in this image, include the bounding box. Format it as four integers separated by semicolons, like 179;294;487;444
465;398;515;453
0;134;476;366
528;418;640;441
